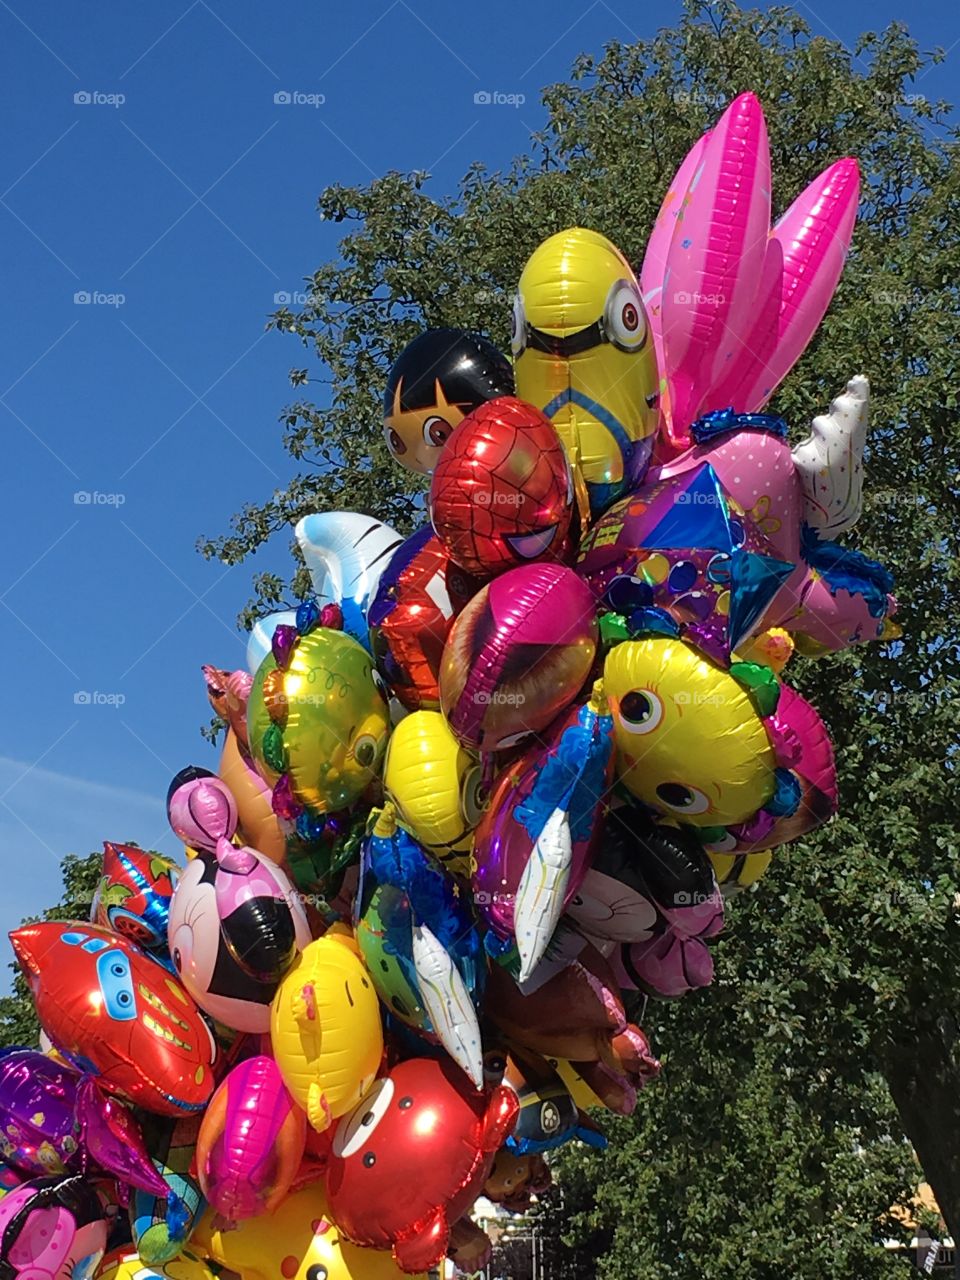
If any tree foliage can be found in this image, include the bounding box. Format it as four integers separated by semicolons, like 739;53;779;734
1;850;115;1049
199;0;960;1267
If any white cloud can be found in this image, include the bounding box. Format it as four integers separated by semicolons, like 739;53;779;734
0;756;175;985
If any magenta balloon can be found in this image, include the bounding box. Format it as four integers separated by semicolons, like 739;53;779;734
439;562;598;753
195;1055;306;1222
74;1077;170;1200
0;1049;80;1177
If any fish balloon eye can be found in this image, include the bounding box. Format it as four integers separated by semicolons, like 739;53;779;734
604;279;648;351
618;689;663;734
353;733;378;768
656;781;711;815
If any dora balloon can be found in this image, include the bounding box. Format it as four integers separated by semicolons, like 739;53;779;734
513;228;659;516
383;328;514;475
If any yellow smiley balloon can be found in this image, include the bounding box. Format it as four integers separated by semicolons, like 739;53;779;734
604;636;777;828
270;927;384;1133
383;710;485;875
513;227;660;516
192;1185;423;1280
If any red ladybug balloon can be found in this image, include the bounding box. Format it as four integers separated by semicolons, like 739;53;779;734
325;1057;518;1273
368;526;480;710
429;396;575;578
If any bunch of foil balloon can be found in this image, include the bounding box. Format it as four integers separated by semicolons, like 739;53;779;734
1;94;897;1280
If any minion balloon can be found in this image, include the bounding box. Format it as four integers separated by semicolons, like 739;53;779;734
513;228;660;516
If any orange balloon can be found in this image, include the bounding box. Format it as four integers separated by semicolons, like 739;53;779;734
218;729;287;863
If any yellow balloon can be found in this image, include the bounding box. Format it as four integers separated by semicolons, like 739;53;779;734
271;929;383;1132
514;227;659;515
96;1249;217;1279
192;1186;423;1280
707;848;774;893
603;637;776;828
549;1057;608;1112
383;710;484;874
248;627;390;815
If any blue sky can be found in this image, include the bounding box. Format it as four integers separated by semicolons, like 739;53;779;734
1;0;957;962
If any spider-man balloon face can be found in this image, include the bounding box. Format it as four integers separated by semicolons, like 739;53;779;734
429;396;575;578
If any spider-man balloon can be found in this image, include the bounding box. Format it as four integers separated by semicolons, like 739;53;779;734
429;396;575;578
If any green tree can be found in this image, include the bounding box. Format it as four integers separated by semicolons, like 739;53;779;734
196;0;960;1265
0;850;111;1048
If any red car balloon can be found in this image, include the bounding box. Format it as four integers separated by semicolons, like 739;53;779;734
325;1057;517;1274
368;526;480;711
429;396;575;578
9;923;217;1117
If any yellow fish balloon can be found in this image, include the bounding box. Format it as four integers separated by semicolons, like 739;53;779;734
513;227;659;516
192;1185;423;1280
270;926;384;1132
603;636;779;830
383;710;485;875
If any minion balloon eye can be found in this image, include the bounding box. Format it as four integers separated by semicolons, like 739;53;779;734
513;279;648;359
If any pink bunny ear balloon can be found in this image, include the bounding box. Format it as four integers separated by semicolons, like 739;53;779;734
659;93;771;449
641;127;711;444
735;157;861;412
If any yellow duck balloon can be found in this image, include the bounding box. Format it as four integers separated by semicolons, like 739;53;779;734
512;227;660;516
270;925;384;1133
192;1186;424;1280
383;710;486;876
